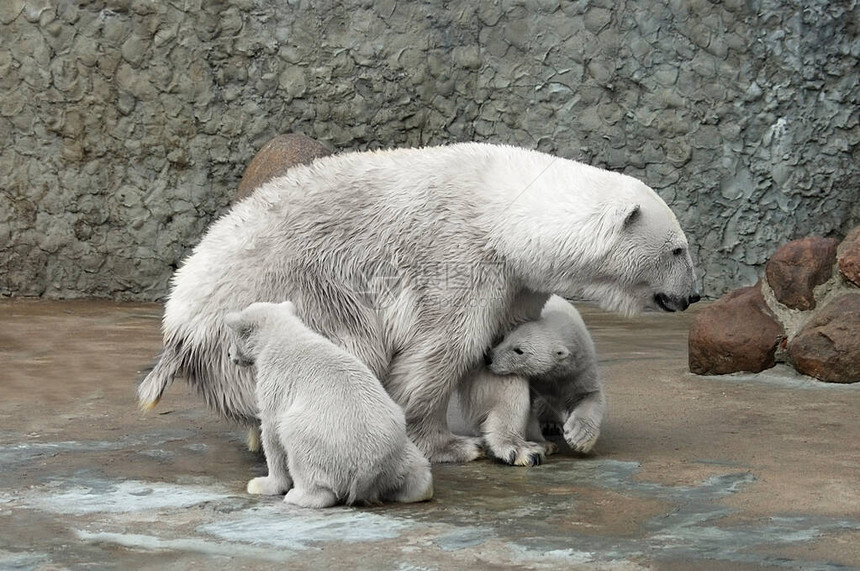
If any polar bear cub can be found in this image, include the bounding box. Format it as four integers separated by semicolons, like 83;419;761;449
225;301;433;508
456;295;605;463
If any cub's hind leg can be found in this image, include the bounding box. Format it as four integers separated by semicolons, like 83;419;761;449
284;485;338;508
388;442;434;503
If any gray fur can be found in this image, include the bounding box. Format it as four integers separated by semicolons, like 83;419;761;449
137;143;698;463
454;296;605;461
226;301;433;507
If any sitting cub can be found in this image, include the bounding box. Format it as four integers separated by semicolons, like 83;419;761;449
454;295;605;465
225;301;433;508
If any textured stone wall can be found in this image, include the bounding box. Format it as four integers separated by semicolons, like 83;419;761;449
1;0;858;300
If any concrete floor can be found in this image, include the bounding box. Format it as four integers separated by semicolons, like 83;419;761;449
1;299;859;570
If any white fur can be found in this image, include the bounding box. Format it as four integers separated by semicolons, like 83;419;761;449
452;296;605;461
138;143;698;463
449;369;555;466
226;301;433;507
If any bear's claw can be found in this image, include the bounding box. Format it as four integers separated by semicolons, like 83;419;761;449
541;422;563;436
490;440;549;467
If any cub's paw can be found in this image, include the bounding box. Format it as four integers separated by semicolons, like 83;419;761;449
564;416;600;454
392;474;434;504
543;440;559;456
247;476;292;496
421;434;484;464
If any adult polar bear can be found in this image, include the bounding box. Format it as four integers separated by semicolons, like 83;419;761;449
139;142;699;463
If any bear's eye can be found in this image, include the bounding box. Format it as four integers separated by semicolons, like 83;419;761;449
672;247;684;257
240;327;253;338
513;347;524;355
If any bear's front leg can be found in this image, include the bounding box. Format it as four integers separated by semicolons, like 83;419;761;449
387;348;482;463
563;390;606;453
247;420;293;495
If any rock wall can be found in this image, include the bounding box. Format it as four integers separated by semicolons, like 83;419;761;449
1;0;858;300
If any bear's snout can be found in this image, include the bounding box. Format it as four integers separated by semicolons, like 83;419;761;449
654;292;700;312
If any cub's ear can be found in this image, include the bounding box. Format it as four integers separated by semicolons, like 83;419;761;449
621;204;641;229
224;311;247;333
280;301;297;316
554;346;570;361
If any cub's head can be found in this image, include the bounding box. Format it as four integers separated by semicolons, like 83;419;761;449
224;301;297;367
487;322;570;378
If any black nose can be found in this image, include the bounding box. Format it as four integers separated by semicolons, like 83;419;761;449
484;352;492;366
689;293;701;304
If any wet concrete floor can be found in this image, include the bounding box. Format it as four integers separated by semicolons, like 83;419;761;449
1;299;858;570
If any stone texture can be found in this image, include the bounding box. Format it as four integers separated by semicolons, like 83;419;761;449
837;227;860;287
689;283;785;375
787;293;860;383
0;0;858;300
235;134;331;201
765;237;839;310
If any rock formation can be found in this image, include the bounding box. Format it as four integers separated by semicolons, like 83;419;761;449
690;229;860;383
235;134;332;202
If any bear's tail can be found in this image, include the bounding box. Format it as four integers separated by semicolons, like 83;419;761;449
137;346;182;412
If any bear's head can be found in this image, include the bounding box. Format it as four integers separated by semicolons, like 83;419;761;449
487;322;571;378
224;301;297;367
491;159;700;316
586;189;700;315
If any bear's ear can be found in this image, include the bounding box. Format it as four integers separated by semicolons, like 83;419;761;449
280;301;297;316
621;204;641;230
554;346;570;361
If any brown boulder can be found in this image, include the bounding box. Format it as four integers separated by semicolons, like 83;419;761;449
787;293;860;383
837;227;860;287
236;134;332;201
689;282;785;375
764;236;839;310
